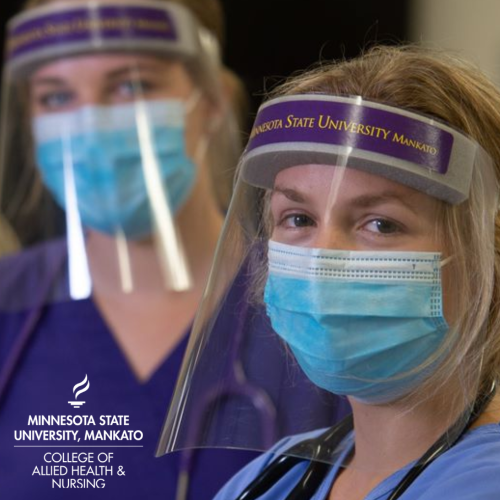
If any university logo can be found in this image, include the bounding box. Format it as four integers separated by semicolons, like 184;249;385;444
68;375;89;408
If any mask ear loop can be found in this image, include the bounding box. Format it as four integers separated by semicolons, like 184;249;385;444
440;255;455;268
185;89;203;114
186;88;220;166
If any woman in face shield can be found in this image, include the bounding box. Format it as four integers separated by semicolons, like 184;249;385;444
160;45;500;499
0;0;269;498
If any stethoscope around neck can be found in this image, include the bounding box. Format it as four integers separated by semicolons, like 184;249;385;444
234;380;497;500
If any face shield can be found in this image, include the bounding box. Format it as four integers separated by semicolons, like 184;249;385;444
0;0;228;310
157;94;499;468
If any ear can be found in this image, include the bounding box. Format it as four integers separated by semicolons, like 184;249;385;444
200;83;225;135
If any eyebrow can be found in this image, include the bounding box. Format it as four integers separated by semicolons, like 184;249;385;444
273;185;421;215
31;76;67;87
31;62;164;87
106;63;165;80
272;185;308;203
348;191;421;215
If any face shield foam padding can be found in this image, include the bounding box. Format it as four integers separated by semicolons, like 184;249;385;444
241;95;482;205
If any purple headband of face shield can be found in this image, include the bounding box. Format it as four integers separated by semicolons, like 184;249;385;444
6;0;217;78
241;95;482;204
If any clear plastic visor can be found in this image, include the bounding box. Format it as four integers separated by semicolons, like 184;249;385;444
0;50;222;311
157;134;498;476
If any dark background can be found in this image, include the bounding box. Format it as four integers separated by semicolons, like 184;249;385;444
1;0;410;117
220;0;410;118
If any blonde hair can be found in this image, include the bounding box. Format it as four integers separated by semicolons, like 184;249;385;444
256;45;500;410
0;213;19;256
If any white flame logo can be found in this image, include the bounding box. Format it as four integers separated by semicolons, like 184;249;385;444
68;375;89;408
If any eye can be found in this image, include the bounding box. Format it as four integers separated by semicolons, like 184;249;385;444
279;213;316;229
362;218;402;235
112;79;156;101
37;90;75;111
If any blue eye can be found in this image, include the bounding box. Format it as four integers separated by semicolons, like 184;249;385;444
117;81;139;96
114;79;155;100
38;91;75;110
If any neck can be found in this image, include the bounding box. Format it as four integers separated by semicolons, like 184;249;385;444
346;385;465;476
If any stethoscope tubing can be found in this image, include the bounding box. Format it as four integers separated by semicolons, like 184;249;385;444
234;381;496;500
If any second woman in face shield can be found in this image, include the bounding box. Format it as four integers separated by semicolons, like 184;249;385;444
0;0;258;498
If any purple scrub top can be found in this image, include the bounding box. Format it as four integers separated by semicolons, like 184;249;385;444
0;240;351;499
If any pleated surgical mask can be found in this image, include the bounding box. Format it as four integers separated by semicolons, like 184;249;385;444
32;98;197;239
264;240;450;404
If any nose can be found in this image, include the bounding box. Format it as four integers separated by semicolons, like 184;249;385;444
78;88;107;107
310;226;352;251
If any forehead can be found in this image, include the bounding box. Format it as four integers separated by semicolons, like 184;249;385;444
242;95;480;206
273;164;440;210
31;53;182;78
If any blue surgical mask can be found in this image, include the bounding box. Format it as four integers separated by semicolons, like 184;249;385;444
264;240;450;404
32;99;197;239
